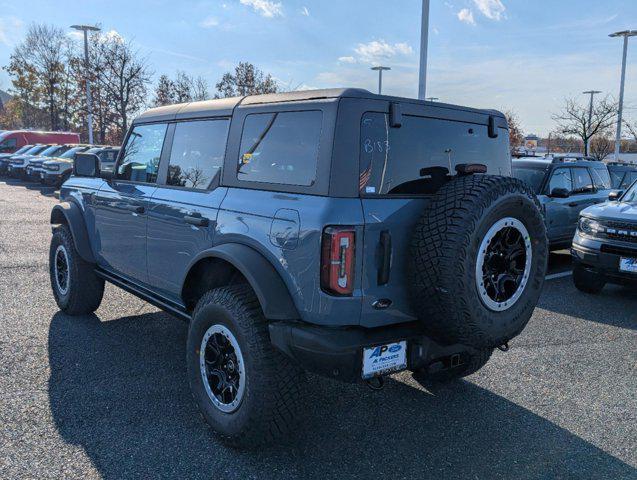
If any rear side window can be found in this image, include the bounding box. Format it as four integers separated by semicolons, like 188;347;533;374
359;112;510;195
117;123;167;183
238;111;322;186
590;166;611;189
512;167;546;194
167;119;229;189
572;167;594;193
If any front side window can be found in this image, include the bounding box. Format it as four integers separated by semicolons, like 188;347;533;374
590;166;611;190
548;168;573;193
117;123;167;183
0;138;17;152
167;119;229;189
571;167;594;193
622;181;637;203
238;111;322;186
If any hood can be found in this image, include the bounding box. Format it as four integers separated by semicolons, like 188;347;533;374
43;158;72;166
581;201;637;223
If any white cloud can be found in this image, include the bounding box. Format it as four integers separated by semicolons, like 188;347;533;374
338;56;356;64
353;40;414;64
199;16;220;28
301;6;309;16
0;16;23;46
239;0;283;18
457;8;475;25
472;0;506;21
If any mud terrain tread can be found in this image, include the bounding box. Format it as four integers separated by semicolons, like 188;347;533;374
408;175;548;348
190;285;305;448
49;224;104;315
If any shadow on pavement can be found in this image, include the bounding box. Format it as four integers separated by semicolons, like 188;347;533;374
1;177;58;198
538;278;637;330
47;311;636;480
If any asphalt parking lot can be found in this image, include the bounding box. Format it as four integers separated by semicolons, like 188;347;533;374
0;179;635;480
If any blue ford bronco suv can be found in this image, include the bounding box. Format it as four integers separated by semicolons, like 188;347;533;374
48;89;548;447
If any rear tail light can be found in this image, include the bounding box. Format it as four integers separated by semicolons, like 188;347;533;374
320;226;356;296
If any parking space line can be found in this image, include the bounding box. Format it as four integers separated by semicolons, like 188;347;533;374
545;271;573;280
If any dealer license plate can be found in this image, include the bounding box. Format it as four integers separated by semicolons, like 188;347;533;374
40;172;44;179
619;257;637;274
362;341;407;379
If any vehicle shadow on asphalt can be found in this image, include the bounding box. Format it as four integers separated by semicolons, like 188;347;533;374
0;178;58;198
538;278;637;330
47;311;636;480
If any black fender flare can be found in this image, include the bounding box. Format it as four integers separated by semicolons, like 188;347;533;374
50;202;95;264
186;243;299;321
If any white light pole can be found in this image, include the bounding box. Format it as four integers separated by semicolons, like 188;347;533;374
582;90;601;155
71;24;100;145
609;30;637;161
418;0;430;100
371;66;391;94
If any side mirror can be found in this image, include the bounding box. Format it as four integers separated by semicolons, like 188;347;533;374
609;190;624;201
550;187;570;198
73;153;100;178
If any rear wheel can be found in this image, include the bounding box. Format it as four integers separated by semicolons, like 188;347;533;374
187;285;304;448
573;263;605;294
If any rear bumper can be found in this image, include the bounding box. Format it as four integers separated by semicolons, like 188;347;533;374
269;320;477;383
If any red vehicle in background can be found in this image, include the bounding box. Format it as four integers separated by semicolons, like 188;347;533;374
0;131;81;153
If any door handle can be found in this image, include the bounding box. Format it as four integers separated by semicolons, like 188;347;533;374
123;205;145;214
184;214;209;227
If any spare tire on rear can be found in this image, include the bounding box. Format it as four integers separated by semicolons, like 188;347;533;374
408;174;548;349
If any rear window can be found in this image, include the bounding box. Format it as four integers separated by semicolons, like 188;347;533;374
512;167;546;194
359;112;509;195
590;166;611;190
237;111;322;186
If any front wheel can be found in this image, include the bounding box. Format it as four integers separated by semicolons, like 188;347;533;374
187;285;304;448
49;224;104;315
573;263;605;294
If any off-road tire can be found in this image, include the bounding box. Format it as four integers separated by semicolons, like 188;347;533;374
49;224;104;315
187;285;305;448
408;175;548;349
416;348;493;383
573;263;605;294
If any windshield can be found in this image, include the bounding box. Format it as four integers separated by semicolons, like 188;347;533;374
11;145;33;155
38;145;63;157
622;181;637;203
60;147;85;159
23;145;48;156
512;166;546;194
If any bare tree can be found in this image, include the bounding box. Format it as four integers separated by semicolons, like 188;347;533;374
625;120;637;143
98;35;152;141
589;133;614;161
552;96;618;156
215;62;278;98
153;74;175;107
7;23;76;130
192;76;209;101
504;110;523;153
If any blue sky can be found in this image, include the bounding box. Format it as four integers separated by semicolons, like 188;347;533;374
0;0;636;135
